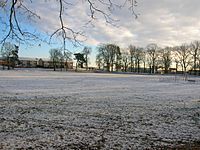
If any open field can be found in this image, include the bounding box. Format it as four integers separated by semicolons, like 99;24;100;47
0;69;200;149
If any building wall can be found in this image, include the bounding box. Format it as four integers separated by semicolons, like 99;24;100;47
65;62;73;69
7;57;74;69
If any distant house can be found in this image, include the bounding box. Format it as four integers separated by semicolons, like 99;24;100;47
38;58;44;67
0;59;7;69
40;58;73;69
0;57;17;68
17;57;52;68
19;57;37;68
0;59;6;65
41;58;54;68
1;57;73;69
169;68;177;73
65;61;73;69
157;67;177;74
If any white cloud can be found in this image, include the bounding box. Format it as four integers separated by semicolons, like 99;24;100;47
21;0;200;48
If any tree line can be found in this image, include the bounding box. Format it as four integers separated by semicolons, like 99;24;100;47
96;41;200;75
49;46;92;71
0;43;92;71
0;42;19;70
1;40;200;76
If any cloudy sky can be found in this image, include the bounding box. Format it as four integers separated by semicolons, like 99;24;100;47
1;0;200;65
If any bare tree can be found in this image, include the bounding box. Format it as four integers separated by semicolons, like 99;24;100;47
0;0;42;44
134;47;143;73
49;48;62;71
129;45;136;72
59;52;64;71
141;51;146;73
121;51;129;72
107;44;120;72
1;42;19;70
198;52;200;75
171;46;179;73
197;48;200;75
96;43;120;72
190;41;200;75
82;46;92;71
115;48;122;72
159;47;172;74
96;53;103;70
63;51;72;71
175;44;192;77
96;44;110;71
0;0;137;49
146;43;159;74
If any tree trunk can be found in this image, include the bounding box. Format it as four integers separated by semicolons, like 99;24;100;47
65;60;68;71
7;57;10;70
98;63;101;70
193;51;197;75
134;60;137;72
53;60;56;71
150;66;152;74
137;60;140;73
60;61;62;71
115;63;118;72
130;57;133;72
184;63;187;74
152;60;155;74
107;63;110;72
181;65;184;74
125;62;127;72
165;66;168;74
165;63;168;74
155;66;158;73
86;56;88;71
75;62;78;71
111;61;114;72
199;60;200;76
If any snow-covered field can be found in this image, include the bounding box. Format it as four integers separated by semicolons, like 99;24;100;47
0;69;200;149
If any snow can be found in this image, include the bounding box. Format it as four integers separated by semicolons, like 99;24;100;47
0;69;200;149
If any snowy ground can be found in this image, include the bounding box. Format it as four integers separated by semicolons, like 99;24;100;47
0;69;200;149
